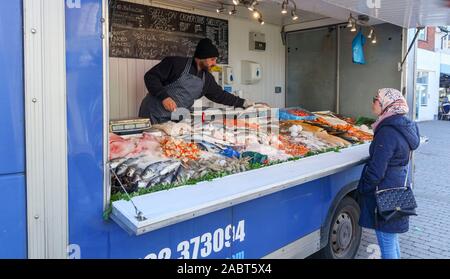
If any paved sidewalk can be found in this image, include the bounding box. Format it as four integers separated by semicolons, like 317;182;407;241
356;121;450;259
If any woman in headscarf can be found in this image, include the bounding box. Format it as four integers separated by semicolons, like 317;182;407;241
358;88;420;259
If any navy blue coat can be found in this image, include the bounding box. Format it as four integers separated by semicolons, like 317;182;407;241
358;115;420;233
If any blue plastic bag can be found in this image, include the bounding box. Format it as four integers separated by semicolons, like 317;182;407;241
220;147;240;158
352;31;366;65
278;108;317;121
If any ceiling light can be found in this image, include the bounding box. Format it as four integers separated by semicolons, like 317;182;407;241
347;20;353;28
371;34;377;44
368;28;374;39
347;13;355;28
248;1;257;11
216;4;225;14
291;10;298;21
258;17;265;25
253;10;261;19
281;0;288;14
232;0;240;5
350;22;357;32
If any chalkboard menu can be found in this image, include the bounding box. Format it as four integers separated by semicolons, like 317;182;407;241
110;1;229;64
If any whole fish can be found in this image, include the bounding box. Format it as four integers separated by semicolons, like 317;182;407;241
147;161;182;187
197;141;225;153
159;167;180;185
115;157;140;176
159;161;182;176
109;157;127;170
146;174;164;188
131;168;144;185
141;160;172;181
126;156;160;179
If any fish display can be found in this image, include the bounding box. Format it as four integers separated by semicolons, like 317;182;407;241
109;108;373;195
160;137;201;162
109;132;162;160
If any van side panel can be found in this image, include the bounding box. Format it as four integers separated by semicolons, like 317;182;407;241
0;0;27;259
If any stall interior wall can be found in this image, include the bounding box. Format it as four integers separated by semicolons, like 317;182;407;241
109;0;285;120
287;23;403;118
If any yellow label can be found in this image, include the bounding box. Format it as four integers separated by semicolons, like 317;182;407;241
211;65;222;72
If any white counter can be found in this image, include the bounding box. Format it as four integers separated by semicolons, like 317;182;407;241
111;144;370;235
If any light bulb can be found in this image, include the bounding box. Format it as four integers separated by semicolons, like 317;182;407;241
347;14;354;28
281;0;288;14
232;0;239;5
372;35;377;44
216;5;224;14
291;10;298;20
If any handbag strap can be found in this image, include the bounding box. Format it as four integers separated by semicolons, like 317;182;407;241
404;151;412;188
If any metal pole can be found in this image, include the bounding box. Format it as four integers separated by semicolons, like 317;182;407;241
336;25;341;114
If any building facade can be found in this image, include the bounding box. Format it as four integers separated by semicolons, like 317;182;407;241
416;26;450;121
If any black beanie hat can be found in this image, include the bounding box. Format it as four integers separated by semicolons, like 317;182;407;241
194;38;219;59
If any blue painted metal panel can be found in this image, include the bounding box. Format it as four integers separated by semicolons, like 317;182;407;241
108;208;233;259
321;165;364;220
231;178;326;259
104;167;361;259
65;0;108;258
0;174;27;259
67;166;361;258
0;0;25;175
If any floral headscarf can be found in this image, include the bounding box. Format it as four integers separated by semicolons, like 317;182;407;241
372;88;409;131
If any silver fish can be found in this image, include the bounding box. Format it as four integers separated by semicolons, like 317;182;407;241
159;161;182;176
131;168;144;184
146;174;164;188
141;161;167;181
175;166;196;183
197;141;224;153
109;157;128;170
148;161;182;187
115;157;140;176
159;169;179;185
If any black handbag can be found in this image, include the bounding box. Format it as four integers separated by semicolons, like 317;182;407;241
375;152;418;222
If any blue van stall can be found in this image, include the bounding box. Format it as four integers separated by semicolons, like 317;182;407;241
63;0;369;259
4;0;445;259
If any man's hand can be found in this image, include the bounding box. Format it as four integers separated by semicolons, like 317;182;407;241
255;102;271;108
243;99;255;109
243;100;271;109
162;97;177;112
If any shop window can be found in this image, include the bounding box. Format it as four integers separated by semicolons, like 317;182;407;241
418;28;427;41
416;71;430;107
